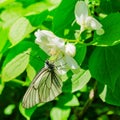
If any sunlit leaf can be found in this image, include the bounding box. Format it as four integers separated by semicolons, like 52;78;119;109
89;44;120;90
57;93;79;106
9;17;35;46
26;64;36;81
0;0;15;8
72;69;91;93
19;103;37;120
4;104;15;115
92;13;120;46
2;48;31;82
0;2;23;27
50;107;71;120
63;69;91;93
24;1;57;15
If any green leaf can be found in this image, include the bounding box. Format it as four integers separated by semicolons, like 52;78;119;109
19;103;37;120
100;0;113;14
2;48;31;82
72;69;91;93
57;93;79;107
50;107;71;120
111;0;120;12
63;69;91;93
26;64;36;81
98;79;120;106
0;2;23;27
89;44;120;89
9;17;35;46
16;0;35;8
4;104;15;115
53;0;78;37
0;0;15;8
26;10;49;27
24;1;56;15
92;13;120;46
30;103;53;119
74;45;87;65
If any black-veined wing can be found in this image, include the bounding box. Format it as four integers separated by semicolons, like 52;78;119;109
22;61;62;109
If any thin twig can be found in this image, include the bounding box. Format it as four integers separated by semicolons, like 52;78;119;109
78;80;97;119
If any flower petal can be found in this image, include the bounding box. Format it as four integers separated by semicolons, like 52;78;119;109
86;16;102;30
65;55;79;70
65;43;76;57
35;29;66;56
75;1;88;25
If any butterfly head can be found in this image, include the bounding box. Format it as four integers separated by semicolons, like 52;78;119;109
45;60;55;71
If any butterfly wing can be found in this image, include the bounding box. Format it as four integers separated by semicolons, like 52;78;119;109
22;68;62;108
38;70;62;102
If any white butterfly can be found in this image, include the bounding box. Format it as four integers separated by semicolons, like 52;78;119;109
22;60;62;108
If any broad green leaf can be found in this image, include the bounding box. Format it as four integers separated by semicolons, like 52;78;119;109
3;40;48;67
9;17;35;46
2;48;31;82
50;107;71;120
89;44;120;90
63;69;91;93
2;41;37;67
0;2;23;27
72;69;91;93
99;74;120;106
75;45;87;65
26;10;49;27
98;79;120;106
92;13;120;46
0;0;14;8
100;0;113;14
24;1;57;15
111;0;120;12
100;0;120;13
53;0;78;36
57;93;79;107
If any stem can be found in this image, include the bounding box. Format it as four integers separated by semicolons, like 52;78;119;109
78;81;97;119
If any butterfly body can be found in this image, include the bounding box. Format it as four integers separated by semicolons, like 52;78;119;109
22;60;62;109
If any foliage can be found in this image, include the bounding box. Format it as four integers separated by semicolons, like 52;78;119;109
0;0;120;120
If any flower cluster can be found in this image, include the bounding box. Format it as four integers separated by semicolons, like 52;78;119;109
35;29;79;74
34;1;104;74
75;1;104;35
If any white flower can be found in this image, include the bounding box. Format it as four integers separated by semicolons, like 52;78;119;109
75;1;104;35
55;55;79;75
65;43;76;57
34;29;80;74
35;29;65;56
